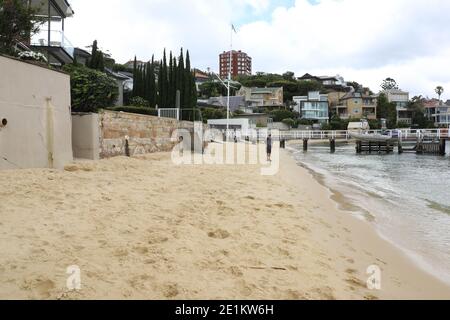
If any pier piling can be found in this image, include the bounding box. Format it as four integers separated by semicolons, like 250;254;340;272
303;139;308;151
398;140;403;154
330;139;336;153
439;139;446;156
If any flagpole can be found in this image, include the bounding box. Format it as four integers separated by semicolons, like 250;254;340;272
227;24;232;138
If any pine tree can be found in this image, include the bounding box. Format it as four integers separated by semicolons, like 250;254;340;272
143;62;149;100
97;51;104;72
184;50;192;109
173;56;179;108
162;49;169;108
168;51;174;108
177;48;185;109
150;55;157;108
89;40;98;69
158;57;164;108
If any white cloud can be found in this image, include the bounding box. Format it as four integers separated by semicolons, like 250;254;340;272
65;0;450;99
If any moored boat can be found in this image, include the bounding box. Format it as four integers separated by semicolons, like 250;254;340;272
349;131;393;142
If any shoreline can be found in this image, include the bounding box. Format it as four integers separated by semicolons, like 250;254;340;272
285;140;450;287
0;145;449;299
281;145;450;298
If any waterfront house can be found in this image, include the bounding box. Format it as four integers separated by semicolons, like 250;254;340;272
73;47;91;66
382;89;411;124
334;90;377;120
198;96;246;113
123;59;146;70
298;73;347;90
29;0;75;67
293;91;329;124
237;86;284;108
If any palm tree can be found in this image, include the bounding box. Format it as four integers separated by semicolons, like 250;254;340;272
435;86;444;102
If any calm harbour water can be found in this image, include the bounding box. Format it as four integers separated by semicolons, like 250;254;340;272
289;141;450;284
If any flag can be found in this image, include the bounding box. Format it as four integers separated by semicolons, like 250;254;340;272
231;24;237;33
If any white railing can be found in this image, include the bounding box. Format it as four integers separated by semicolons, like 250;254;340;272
277;128;450;141
158;108;179;120
30;30;74;58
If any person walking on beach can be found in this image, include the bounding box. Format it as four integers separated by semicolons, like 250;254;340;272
266;134;272;162
179;136;184;157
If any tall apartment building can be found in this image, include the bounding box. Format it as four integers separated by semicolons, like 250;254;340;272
219;50;252;79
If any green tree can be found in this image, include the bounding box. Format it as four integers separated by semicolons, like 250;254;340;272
184;50;192;109
0;0;44;56
177;48;185;108
168;51;175;108
381;77;399;91
282;71;295;81
408;95;434;128
347;81;362;92
377;93;397;128
87;40;105;72
269;110;297;122
148;56;157;108
63;64;118;112
435;86;444;102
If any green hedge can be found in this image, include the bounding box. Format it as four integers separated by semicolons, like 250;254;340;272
108;106;158;116
63;64;118;112
269;109;298;122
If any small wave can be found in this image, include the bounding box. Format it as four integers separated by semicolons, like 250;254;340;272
426;199;450;216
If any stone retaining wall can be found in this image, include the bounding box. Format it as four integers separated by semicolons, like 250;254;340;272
72;110;203;159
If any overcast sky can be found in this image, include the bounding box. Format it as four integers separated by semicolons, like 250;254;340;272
66;0;450;99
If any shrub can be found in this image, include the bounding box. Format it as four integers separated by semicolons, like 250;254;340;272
202;108;227;123
368;119;381;130
282;118;295;128
18;51;47;63
63;64;118;112
108;106;157;116
129;96;150;108
269;109;297;122
397;121;411;129
297;119;314;126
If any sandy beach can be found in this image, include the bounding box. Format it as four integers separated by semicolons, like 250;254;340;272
0;144;449;300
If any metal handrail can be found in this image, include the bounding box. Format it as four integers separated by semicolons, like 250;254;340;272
277;129;449;141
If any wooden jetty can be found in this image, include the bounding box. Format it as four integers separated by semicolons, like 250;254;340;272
278;128;449;155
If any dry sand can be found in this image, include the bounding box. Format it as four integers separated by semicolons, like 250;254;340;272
0;143;449;300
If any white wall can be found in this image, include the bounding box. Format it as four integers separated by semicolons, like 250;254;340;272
0;55;73;170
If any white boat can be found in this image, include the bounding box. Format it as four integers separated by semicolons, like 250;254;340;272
349;132;393;142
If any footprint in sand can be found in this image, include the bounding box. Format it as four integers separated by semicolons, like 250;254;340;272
286;289;306;300
22;278;56;299
237;280;253;297
162;283;180;298
134;246;149;255
345;268;358;275
146;233;169;245
207;229;230;239
229;266;244;277
113;248;129;258
345;276;366;288
311;286;336;300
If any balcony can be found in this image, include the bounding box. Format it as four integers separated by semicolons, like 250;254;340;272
362;107;376;119
31;30;74;65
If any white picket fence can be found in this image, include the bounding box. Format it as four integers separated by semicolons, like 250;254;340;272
158;108;179;120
